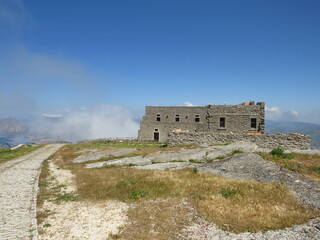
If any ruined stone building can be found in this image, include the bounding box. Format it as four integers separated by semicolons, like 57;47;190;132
138;101;265;142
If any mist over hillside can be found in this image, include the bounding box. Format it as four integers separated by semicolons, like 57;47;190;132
1;116;319;149
265;120;320;149
0;117;27;137
0;104;139;143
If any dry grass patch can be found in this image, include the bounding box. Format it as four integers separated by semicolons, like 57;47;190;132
71;139;165;151
56;141;200;165
259;152;320;182
37;159;54;224
196;182;316;233
120;199;195;240
69;166;318;233
50;145;320;234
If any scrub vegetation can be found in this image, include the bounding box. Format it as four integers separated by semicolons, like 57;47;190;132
0;144;40;164
259;148;320;182
38;141;320;237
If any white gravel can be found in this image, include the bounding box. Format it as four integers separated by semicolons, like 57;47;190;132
0;144;65;240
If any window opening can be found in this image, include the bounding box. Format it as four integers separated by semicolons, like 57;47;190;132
156;114;161;122
219;117;226;128
251;118;257;128
195;114;200;122
175;114;180;122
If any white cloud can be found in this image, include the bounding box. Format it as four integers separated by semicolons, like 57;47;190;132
266;106;300;122
265;106;280;112
30;104;139;142
184;101;194;106
0;46;106;113
42;114;63;119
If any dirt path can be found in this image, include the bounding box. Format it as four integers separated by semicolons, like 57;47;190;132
38;154;129;240
0;144;64;240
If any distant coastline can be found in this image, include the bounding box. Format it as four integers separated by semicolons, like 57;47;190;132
0;136;33;147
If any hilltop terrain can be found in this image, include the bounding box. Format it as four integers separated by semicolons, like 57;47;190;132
36;140;320;239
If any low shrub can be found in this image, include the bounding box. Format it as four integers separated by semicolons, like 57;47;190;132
271;148;284;156
131;190;146;199
270;148;293;159
220;188;237;198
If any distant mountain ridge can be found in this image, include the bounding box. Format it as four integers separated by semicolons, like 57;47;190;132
0;117;27;137
265;120;320;149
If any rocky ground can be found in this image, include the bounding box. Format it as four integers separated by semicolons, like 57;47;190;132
1;142;319;239
81;142;320;239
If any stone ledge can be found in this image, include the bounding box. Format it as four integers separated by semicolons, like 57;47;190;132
168;132;310;150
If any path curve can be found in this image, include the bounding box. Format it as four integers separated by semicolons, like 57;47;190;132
0;144;65;240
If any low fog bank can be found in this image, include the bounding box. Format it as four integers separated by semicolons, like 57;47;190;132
29;105;140;142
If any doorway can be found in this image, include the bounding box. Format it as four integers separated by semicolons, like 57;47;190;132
154;131;159;142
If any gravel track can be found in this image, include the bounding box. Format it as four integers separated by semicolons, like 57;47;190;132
0;144;64;240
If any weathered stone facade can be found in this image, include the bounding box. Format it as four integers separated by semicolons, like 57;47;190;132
168;132;311;150
138;101;265;142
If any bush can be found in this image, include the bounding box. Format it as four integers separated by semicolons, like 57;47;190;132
313;166;320;172
271;148;284;156
270;148;293;159
131;190;146;199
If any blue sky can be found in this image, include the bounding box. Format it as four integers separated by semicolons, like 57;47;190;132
0;0;320;128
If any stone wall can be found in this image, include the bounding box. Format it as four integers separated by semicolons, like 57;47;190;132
168;132;311;150
138;102;265;142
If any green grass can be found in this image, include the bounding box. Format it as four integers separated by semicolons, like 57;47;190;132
0;144;40;163
229;149;244;156
212;142;232;146
73;139;163;151
270;148;294;159
189;159;204;163
220;188;237;198
55;193;77;202
169;160;187;163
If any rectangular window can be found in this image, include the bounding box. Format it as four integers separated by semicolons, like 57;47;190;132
156;114;161;122
175;114;180;122
251;118;257;128
219;117;225;128
195;114;200;122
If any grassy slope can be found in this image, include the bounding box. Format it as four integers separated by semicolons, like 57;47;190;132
259;152;320;182
0;145;40;164
39;140;320;236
